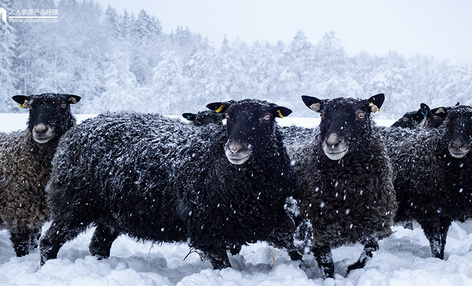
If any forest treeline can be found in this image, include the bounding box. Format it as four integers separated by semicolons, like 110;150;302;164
1;0;471;117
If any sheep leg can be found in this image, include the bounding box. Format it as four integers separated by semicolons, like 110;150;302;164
347;239;379;274
269;227;303;261
89;223;119;259
419;217;451;259
10;226;34;257
40;221;87;265
229;244;242;255
403;221;414;230
29;227;41;251
206;250;231;269
270;239;303;264
312;245;334;278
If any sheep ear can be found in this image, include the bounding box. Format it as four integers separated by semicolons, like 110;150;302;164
67;95;81;104
367;93;385;113
419;103;431;117
206;102;228;113
12;95;30;109
272;106;292;118
182;113;196;121
431;107;447;117
301;95;323;112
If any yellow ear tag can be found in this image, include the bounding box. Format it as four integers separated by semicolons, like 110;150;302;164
369;102;380;113
215;105;224;113
277;109;285;118
19;99;29;109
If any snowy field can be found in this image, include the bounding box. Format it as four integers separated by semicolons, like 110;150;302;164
2;113;472;286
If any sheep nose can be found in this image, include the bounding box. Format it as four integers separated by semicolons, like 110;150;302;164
228;142;243;154
34;124;49;134
326;133;341;148
450;140;464;149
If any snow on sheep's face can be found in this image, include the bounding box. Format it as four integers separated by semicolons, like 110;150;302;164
207;99;291;165
302;94;384;161
445;106;472;159
12;93;81;144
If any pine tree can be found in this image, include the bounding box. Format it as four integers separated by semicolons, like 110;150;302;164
135;9;162;41
105;5;120;38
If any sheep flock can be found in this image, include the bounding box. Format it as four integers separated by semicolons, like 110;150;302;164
0;92;471;280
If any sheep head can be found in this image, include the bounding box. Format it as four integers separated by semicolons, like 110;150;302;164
13;93;81;144
444;105;472;159
207;99;291;165
391;104;426;128
182;110;225;126
301;94;384;160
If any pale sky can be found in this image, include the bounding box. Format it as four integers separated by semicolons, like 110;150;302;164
94;0;472;63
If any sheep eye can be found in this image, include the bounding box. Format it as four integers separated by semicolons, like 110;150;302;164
60;103;67;109
225;113;230;119
433;115;440;120
263;114;271;121
358;112;365;119
319;111;325;119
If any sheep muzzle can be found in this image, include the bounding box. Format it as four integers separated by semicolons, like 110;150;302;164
32;124;54;144
448;140;470;158
322;133;349;160
224;141;252;165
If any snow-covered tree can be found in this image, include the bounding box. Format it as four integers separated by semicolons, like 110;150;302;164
0;1;471;117
134;9;161;41
0;0;17;111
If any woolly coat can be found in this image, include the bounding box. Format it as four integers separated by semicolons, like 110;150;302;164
0;131;57;229
281;125;314;146
380;127;447;224
290;126;397;247
46;112;297;256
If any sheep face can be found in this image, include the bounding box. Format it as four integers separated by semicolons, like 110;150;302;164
302;94;384;160
12;93;81;144
445;106;472;158
182;111;225;126
207;99;291;165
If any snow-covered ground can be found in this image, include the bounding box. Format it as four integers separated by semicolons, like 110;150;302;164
2;113;472;286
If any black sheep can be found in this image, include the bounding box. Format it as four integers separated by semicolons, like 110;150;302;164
40;99;300;268
0;93;80;256
384;125;445;257
391;105;472;259
390;103;452;129
290;94;397;278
